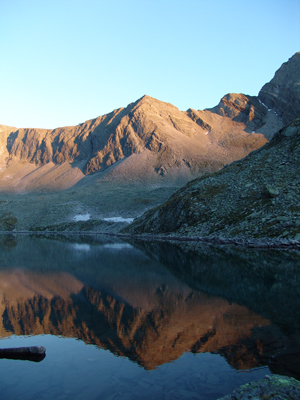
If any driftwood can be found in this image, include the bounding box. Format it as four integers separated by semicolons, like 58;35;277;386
0;346;46;362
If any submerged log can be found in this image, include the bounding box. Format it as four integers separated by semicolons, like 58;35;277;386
0;346;46;362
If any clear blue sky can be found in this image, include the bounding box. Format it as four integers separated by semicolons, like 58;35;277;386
1;0;299;129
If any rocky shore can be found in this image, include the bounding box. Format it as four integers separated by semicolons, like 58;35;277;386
218;375;300;400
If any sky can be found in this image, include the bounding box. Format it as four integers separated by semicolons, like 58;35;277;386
1;0;299;129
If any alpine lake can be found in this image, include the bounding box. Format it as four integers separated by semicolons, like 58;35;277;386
0;233;299;400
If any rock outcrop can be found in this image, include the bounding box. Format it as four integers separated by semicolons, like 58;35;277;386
259;52;300;125
207;93;270;133
218;375;300;400
123;119;300;244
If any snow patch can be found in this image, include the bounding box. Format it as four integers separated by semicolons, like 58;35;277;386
103;217;134;223
258;99;280;116
73;213;90;222
72;243;91;252
258;98;269;109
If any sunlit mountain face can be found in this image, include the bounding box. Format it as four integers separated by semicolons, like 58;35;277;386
0;235;299;379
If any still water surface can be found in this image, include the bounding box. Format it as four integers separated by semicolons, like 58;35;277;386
0;234;299;400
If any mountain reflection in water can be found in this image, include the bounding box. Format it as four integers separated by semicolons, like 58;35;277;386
0;234;300;381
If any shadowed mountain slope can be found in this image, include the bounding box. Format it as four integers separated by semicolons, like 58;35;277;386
123;119;300;244
259;52;300;125
122;54;300;243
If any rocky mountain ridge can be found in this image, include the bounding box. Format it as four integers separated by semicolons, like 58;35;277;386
259;52;300;125
123;119;300;245
1;57;291;192
1;92;273;193
0;52;299;234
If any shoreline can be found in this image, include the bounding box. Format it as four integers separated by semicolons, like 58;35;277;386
1;229;300;249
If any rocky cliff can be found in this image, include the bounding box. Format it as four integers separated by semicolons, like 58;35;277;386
123;119;300;244
259;52;300;125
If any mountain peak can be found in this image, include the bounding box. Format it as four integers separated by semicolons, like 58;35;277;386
206;92;273;133
134;94;179;110
258;52;300;124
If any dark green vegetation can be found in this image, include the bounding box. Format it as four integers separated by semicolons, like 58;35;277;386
30;219;111;232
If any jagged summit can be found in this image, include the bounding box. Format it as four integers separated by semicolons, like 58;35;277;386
207;93;270;133
259;52;300;125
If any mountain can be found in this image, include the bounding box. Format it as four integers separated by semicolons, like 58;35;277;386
123;119;300;245
0;53;298;232
0;95;282;193
259;52;300;125
122;53;300;244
